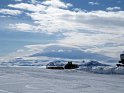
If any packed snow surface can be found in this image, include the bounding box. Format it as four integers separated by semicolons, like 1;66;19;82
0;67;124;93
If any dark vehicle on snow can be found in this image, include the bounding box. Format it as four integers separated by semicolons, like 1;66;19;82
64;61;79;69
116;53;124;67
46;61;79;70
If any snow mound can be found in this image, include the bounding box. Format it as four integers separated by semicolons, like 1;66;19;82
92;66;124;74
78;61;124;75
80;61;109;66
46;61;65;67
79;66;124;75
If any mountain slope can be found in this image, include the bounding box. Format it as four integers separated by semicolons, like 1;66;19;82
30;45;113;61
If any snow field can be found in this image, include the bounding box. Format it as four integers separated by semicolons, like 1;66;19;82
0;67;124;93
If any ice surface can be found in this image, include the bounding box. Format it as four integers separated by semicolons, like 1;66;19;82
0;67;124;93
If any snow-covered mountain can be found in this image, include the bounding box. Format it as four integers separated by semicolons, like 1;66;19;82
30;45;114;62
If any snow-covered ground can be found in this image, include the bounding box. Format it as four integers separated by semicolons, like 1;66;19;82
0;67;124;93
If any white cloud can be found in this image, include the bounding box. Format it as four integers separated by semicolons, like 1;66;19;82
88;2;99;5
9;23;36;32
17;49;24;52
106;7;121;11
0;15;10;18
24;9;124;35
31;0;36;4
58;31;124;58
58;49;64;52
0;9;22;15
58;32;124;47
8;3;46;12
86;46;124;58
7;1;124;35
42;0;72;8
4;0;124;59
0;43;84;61
15;0;22;2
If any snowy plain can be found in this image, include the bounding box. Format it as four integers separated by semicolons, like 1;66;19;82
0;67;124;93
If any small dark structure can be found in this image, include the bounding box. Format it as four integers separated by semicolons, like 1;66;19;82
116;53;124;67
46;61;79;70
46;66;64;70
64;61;79;69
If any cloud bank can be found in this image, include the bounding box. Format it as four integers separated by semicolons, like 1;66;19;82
0;0;124;60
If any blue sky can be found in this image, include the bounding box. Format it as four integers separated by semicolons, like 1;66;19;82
0;0;124;62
